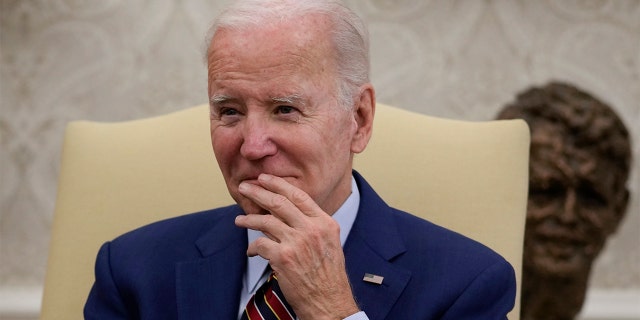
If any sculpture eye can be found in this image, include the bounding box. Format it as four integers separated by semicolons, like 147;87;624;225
576;185;607;208
529;181;565;206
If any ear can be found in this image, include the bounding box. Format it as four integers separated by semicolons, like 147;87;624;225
350;84;375;154
609;188;630;234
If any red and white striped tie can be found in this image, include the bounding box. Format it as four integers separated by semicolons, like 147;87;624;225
241;272;296;320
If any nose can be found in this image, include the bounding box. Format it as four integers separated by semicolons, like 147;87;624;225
559;189;579;224
239;115;277;160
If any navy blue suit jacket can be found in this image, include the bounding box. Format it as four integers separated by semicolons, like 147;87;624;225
85;172;516;319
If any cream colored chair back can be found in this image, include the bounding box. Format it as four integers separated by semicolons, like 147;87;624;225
41;103;529;319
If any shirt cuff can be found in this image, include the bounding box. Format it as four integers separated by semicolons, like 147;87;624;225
344;311;368;320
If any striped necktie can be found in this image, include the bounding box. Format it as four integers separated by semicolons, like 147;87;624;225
241;271;296;320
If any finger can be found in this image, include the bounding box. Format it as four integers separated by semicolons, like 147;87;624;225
256;174;324;218
235;214;290;242
238;180;307;227
246;235;279;259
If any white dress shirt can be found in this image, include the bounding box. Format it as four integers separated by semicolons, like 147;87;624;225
237;176;368;320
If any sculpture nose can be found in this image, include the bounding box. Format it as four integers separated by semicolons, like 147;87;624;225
559;189;579;224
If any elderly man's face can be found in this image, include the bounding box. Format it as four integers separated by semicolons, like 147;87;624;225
524;124;625;276
207;16;363;216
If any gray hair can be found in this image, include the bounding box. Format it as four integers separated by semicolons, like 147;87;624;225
203;0;370;109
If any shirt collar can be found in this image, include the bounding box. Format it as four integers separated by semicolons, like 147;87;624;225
245;175;360;293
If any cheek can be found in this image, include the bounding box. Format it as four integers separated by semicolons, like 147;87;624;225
526;201;558;221
211;128;239;169
324;114;355;148
580;207;616;236
318;129;351;166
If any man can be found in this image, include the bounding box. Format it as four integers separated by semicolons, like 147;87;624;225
496;82;632;320
85;0;515;319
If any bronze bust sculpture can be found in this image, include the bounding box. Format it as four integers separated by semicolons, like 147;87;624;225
496;82;632;320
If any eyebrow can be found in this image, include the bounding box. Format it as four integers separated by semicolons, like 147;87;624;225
270;93;305;106
209;93;307;106
210;94;232;105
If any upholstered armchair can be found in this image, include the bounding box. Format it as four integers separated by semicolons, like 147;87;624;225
41;103;529;319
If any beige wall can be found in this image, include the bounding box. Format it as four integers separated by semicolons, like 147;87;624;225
1;0;638;316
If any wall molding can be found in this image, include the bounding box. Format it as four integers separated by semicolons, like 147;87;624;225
0;286;638;319
0;286;41;319
579;289;640;320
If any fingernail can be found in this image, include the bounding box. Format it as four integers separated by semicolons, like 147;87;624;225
258;173;272;182
238;182;248;192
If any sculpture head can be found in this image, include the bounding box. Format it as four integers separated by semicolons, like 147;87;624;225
497;82;631;278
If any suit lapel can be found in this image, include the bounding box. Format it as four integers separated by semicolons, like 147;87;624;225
345;172;411;319
174;173;410;319
175;206;247;320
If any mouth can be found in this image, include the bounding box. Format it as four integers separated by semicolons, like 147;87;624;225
240;177;261;185
541;240;579;259
238;173;295;185
531;229;589;260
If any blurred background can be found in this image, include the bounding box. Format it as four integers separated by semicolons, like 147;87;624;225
1;0;638;319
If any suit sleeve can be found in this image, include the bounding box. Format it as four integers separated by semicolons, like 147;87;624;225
84;242;132;319
440;258;516;320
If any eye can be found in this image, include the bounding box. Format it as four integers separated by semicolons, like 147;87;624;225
220;108;239;116
212;106;242;125
276;105;296;114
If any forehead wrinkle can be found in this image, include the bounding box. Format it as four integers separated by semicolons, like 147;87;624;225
210;58;318;85
209;23;334;79
532;156;570;179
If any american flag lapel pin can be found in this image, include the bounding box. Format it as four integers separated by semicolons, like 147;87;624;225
363;273;384;285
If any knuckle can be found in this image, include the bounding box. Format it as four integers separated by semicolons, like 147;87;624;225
261;215;273;228
302;225;327;245
289;188;310;205
269;194;288;210
278;246;296;265
254;237;269;251
327;219;340;235
311;217;339;236
307;226;323;240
